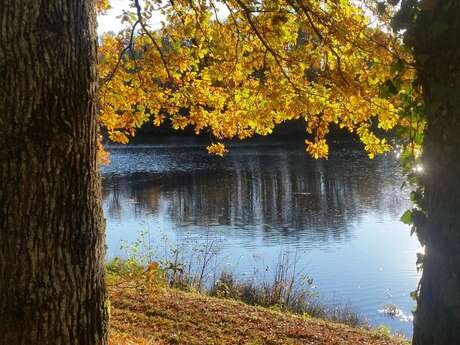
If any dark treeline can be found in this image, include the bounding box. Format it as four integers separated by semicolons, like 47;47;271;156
108;117;395;147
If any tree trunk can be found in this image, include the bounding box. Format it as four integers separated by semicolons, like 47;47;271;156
412;2;460;344
0;1;108;344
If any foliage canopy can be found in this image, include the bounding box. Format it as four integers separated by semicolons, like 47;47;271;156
97;0;422;159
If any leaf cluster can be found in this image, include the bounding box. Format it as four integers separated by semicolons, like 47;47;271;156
98;0;416;159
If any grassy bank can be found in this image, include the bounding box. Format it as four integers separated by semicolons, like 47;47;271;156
106;253;365;328
106;245;410;345
108;285;409;345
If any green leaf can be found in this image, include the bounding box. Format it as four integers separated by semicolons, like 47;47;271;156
400;210;413;225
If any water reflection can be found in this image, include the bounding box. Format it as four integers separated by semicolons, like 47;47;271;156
102;144;405;246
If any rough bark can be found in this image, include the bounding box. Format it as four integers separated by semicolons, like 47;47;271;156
0;1;108;344
412;1;460;344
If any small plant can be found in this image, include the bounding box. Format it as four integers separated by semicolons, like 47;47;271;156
106;257;166;294
116;229;223;292
372;325;392;339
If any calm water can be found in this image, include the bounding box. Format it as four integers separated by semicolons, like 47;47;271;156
101;138;421;338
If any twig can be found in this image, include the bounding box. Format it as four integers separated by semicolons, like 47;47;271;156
101;20;139;84
134;0;174;84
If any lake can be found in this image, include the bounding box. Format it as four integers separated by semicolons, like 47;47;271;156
101;138;421;338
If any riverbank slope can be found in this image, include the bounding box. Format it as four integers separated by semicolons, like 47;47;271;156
108;286;409;345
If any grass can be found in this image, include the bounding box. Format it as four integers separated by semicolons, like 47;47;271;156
108;285;410;345
107;243;410;345
209;270;365;328
107;252;366;329
108;244;368;328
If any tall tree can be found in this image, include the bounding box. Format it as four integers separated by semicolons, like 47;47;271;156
407;1;460;344
0;1;108;344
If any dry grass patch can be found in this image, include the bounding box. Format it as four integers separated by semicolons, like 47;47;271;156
108;286;409;345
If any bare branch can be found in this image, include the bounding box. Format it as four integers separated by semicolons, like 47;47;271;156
134;0;174;84
101;20;139;85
